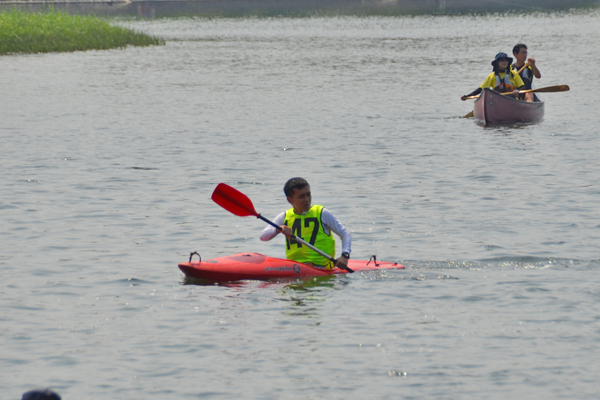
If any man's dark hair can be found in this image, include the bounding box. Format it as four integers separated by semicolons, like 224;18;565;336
284;177;309;198
513;43;527;56
22;389;61;400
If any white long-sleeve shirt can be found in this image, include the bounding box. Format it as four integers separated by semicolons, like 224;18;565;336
259;208;352;255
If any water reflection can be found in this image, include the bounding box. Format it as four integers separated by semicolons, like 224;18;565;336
277;275;345;317
181;276;278;288
182;274;346;316
181;274;344;290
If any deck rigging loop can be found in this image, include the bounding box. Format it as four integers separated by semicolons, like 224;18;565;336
367;255;379;266
189;251;201;263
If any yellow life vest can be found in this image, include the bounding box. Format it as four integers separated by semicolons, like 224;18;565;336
284;205;335;268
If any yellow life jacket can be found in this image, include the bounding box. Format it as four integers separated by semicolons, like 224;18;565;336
284;205;335;268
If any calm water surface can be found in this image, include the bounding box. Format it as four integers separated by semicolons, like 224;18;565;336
1;11;600;399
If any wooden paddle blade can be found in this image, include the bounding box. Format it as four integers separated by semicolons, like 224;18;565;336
462;111;474;118
499;84;571;96
212;183;259;217
528;84;570;93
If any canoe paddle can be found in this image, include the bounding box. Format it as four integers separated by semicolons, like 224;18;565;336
211;183;354;273
516;62;531;75
510;84;570;95
463;84;570;100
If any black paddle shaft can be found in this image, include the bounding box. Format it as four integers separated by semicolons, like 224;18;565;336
256;214;354;273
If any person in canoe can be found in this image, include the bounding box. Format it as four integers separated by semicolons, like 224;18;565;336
512;43;541;101
260;177;351;270
461;52;528;101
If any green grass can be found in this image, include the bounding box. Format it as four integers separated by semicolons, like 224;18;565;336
0;9;164;55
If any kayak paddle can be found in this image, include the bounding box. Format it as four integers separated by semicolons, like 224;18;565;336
211;183;354;273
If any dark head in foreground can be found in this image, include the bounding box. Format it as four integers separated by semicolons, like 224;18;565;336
22;389;61;400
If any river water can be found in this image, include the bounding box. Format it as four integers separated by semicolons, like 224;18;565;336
2;10;600;399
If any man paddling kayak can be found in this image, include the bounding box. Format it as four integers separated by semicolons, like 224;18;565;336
260;177;352;270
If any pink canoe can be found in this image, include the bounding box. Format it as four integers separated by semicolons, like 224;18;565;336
179;252;405;282
474;88;544;125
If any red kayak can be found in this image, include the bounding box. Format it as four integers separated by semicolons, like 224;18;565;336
474;88;544;125
179;252;405;282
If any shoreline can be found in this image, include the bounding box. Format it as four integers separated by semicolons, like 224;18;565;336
2;0;599;17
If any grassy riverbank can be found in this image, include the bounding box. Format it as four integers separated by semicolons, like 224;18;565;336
0;9;164;55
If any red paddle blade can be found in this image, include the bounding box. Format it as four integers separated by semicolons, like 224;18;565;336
212;183;259;218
